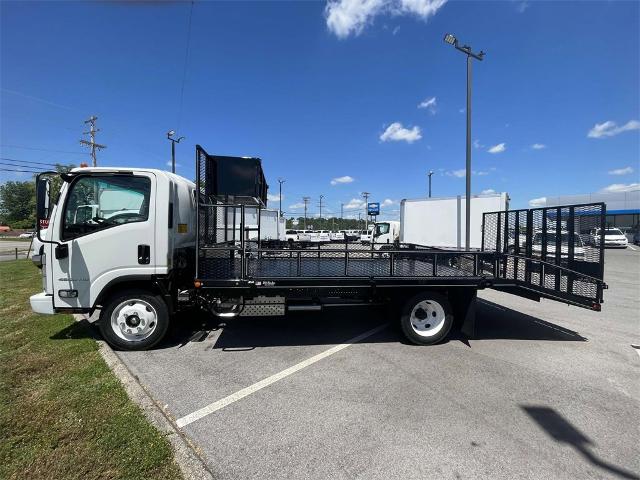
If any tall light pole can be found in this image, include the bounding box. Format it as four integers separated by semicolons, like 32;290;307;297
361;191;370;231
444;33;485;250
277;178;285;214
167;130;185;174
319;194;324;220
428;170;434;198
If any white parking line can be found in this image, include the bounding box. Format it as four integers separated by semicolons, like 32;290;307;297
176;323;388;428
628;245;637;251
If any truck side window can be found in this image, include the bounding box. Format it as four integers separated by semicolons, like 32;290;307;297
62;175;151;240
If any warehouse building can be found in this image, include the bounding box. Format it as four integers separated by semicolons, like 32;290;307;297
538;189;640;229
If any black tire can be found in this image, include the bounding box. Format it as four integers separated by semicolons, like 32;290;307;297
98;289;169;351
400;291;454;346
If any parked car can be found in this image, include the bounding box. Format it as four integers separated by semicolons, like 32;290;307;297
590;227;628;248
360;229;372;244
18;232;35;238
297;230;313;243
531;230;585;260
285;230;298;243
316;230;331;243
330;231;345;242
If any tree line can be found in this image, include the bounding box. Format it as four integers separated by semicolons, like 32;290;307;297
0;165;74;229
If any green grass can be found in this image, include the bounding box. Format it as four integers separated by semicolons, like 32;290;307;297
0;237;32;241
0;260;183;480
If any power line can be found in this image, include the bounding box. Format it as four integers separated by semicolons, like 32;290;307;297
0;157;63;167
0;144;89;155
177;0;195;132
0;168;41;173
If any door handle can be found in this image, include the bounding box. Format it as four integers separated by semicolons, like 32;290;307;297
138;245;150;264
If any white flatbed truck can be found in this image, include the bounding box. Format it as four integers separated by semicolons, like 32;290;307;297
30;145;607;350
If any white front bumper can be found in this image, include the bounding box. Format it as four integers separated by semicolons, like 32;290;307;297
30;292;54;314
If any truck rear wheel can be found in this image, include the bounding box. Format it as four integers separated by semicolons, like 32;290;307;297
400;292;453;345
98;290;169;351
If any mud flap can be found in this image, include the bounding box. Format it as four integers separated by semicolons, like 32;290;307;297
450;288;477;339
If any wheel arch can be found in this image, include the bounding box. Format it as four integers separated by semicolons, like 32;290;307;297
92;275;164;313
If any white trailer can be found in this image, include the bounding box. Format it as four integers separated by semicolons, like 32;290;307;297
400;193;509;249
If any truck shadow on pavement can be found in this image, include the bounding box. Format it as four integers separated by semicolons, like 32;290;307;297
522;405;639;480
150;298;587;350
48;298;587;350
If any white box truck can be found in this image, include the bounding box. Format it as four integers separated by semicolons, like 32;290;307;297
400;193;509;249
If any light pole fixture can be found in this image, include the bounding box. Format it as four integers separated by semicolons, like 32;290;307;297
428;170;434;198
167;130;185;174
277;178;285;215
443;33;485;250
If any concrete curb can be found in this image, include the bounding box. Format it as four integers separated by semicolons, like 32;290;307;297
74;315;215;480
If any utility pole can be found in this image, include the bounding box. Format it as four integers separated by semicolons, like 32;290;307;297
444;33;485;250
302;197;310;229
428;170;434;198
341;203;344;219
79;116;106;167
361;192;370;231
318;195;324;220
277;178;285;215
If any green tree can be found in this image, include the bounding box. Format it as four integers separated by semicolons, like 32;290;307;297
0;181;36;228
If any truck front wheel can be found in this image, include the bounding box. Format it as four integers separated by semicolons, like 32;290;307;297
400;292;453;345
98;290;169;351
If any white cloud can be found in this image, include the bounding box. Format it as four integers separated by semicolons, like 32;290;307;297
588;120;640;139
392;25;400;35
600;183;640;193
380;122;422;143
529;196;547;207
166;161;181;167
325;0;447;39
481;189;496;195
418;96;437;114
331;175;355;185
267;193;282;202
473;139;484;149
446;169;490;178
531;143;546;150
344;198;366;209
459;108;465;113
289;202;305;209
381;198;395;206
516;1;529;13
487;143;506;154
446;169;466;178
608;166;634;176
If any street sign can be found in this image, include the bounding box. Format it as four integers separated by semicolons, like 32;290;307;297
367;202;380;216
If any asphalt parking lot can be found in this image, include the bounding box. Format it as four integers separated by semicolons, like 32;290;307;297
113;248;639;480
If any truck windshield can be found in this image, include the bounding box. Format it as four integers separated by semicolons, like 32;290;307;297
62;175;151;240
375;223;390;236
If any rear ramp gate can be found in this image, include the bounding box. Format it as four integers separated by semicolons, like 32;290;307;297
481;203;606;310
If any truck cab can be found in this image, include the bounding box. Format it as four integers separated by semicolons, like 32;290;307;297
30;168;196;335
372;221;400;245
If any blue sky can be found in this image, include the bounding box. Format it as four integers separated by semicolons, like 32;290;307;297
1;0;638;219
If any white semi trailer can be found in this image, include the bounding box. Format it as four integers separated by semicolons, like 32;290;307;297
29;146;606;351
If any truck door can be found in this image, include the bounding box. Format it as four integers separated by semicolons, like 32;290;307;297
49;172;156;310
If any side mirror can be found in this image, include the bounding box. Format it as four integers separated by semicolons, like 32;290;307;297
36;175;51;233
